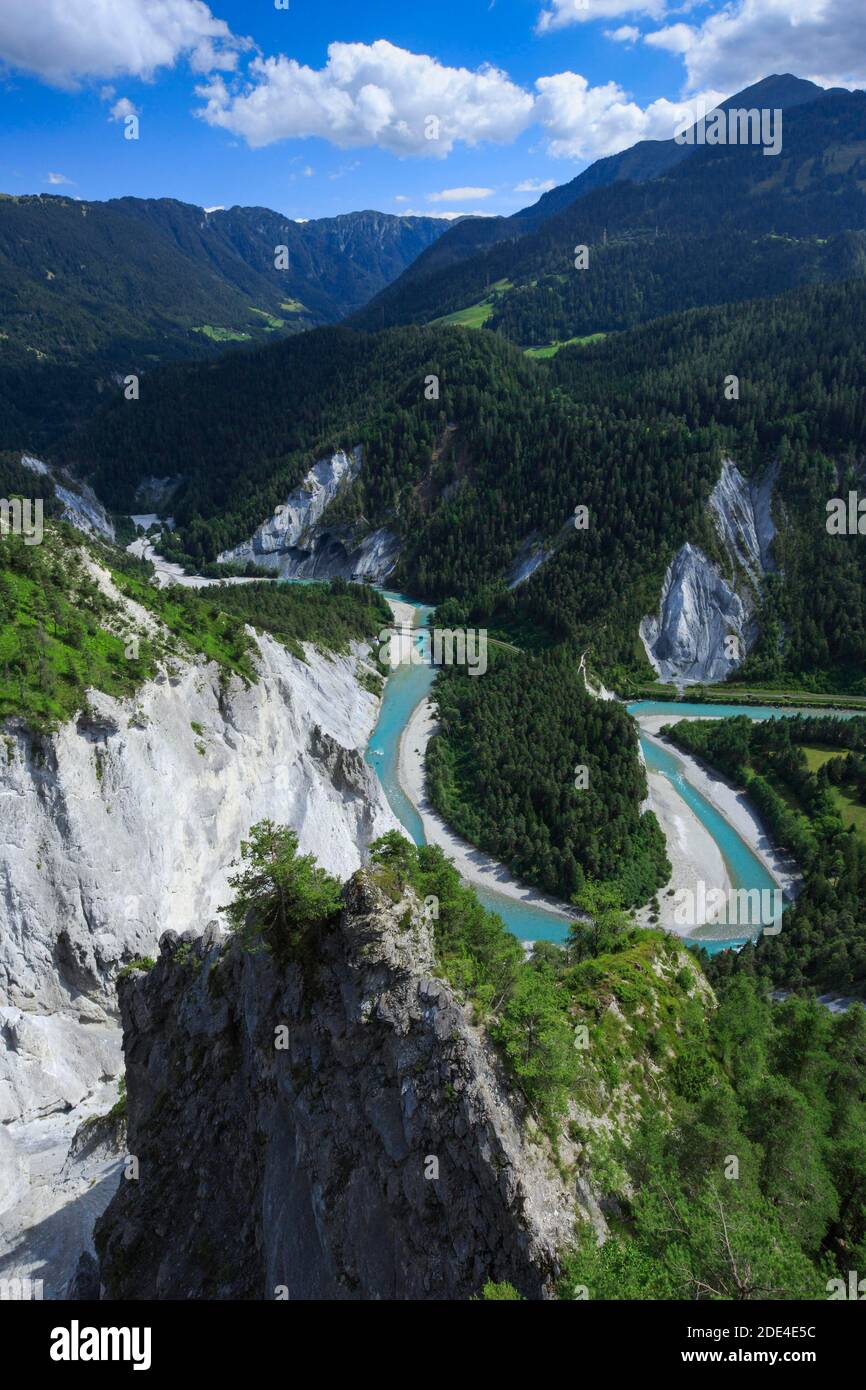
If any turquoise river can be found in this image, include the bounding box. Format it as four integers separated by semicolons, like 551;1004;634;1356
365;594;850;951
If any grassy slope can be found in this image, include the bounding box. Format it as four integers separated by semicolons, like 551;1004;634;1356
801;744;866;836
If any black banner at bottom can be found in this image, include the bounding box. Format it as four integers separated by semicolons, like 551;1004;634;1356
3;1295;862;1377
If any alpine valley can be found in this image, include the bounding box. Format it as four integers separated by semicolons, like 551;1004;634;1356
1;48;866;1314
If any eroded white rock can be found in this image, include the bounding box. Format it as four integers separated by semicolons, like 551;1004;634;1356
217;447;400;582
0;624;399;1126
640;460;776;685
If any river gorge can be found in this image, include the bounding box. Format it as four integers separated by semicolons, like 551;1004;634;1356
367;593;844;955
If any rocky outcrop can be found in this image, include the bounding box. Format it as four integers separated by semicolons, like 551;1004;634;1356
0;544;402;1295
217;447;400;582
95;874;578;1300
0;511;404;1139
640;541;755;685
507;536;551;590
0;1125;27;1219
0;626;398;1128
640;460;776;685
20;455;114;540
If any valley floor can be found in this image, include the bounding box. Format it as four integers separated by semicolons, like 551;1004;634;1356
635;713;802;934
127;533;264;588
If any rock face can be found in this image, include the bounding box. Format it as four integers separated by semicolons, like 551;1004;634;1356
20;454;115;540
95;874;577;1300
640;460;776;684
506;537;552;590
0;629;398;1128
217;447;400;582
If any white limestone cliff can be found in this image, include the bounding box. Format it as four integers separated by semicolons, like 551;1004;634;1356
20;455;115;541
217;447;400;582
0;624;398;1127
640;460;776;685
0;538;401;1292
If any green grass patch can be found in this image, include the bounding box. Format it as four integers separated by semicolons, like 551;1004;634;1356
523;333;608;359
248;307;286;330
192;325;251;343
430;280;513;330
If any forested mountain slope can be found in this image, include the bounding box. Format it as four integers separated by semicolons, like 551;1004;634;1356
0;195;448;447
0;195;449;365
60;273;866;687
350;83;866;347
353;74;824;311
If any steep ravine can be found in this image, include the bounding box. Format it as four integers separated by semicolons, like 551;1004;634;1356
95;875;580;1300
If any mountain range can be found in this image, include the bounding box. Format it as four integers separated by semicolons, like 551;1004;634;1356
351;76;866;345
0;195;450;366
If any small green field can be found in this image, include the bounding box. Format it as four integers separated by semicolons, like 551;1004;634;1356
801;744;866;837
430;300;494;329
801;743;846;771
248;307;286;330
192;325;251;343
523;333;608;359
429;280;513;330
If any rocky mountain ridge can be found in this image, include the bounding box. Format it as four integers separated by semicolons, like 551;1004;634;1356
95;872;581;1300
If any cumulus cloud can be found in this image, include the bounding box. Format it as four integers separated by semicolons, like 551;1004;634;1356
0;0;248;88
644;22;695;55
534;72;707;159
195;40;534;157
606;26;641;45
108;96;139;122
537;0;668;35
427;186;494;201
46;171;74;185
646;0;866;95
515;178;556;192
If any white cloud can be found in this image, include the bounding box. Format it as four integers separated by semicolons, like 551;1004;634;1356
0;0;248;88
537;0;668;36
195;39;534;158
108;96;139;122
427;186;494;201
400;209;493;220
394;194;411;202
534;72;703;160
514;178;556;192
606;26;641;45
46;171;74;185
646;0;866;95
644;22;695;56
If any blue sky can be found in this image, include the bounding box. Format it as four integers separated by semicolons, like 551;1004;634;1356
0;0;863;222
